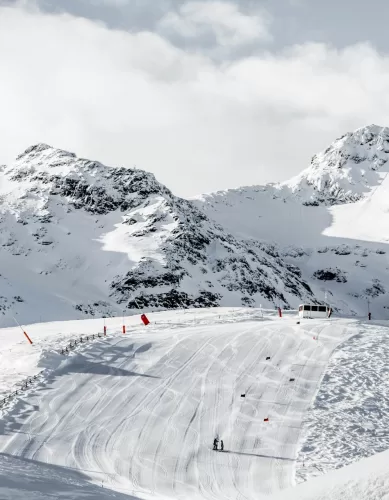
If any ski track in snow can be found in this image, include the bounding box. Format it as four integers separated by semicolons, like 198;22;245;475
296;321;389;483
0;316;356;500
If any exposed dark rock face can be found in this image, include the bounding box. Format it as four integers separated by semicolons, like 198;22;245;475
313;269;347;283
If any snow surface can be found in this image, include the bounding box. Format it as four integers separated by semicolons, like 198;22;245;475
274;447;389;500
0;308;278;399
0;453;136;500
296;320;389;483
0;308;362;499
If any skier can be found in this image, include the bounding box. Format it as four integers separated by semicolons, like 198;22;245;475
220;439;224;451
213;438;218;450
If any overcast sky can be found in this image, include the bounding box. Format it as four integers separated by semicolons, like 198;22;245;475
1;0;389;196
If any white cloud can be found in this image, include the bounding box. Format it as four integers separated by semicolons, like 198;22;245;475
158;1;272;47
89;0;129;5
1;4;389;197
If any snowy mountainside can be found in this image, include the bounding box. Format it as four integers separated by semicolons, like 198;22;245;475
194;125;389;318
3;124;389;324
284;124;389;206
0;144;314;326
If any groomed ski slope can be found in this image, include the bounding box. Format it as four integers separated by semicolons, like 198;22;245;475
0;309;360;499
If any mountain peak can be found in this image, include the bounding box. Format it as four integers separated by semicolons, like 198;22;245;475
283;124;389;205
16;143;76;162
334;123;389;151
353;123;389;136
3;144;173;219
21;143;54;154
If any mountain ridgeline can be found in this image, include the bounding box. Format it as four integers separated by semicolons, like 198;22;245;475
1;125;389;325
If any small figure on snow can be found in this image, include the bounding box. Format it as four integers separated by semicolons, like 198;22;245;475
220;440;224;451
213;438;218;450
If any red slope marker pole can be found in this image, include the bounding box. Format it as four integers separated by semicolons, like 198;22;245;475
103;319;107;336
12;315;33;345
141;314;150;326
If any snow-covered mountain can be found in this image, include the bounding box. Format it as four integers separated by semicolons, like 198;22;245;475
1;125;389;325
284;124;389;206
194;124;389;318
0;144;314;326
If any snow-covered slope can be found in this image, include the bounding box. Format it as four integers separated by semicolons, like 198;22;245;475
0;453;137;500
275;447;389;500
2;309;389;500
0;309;359;499
0;144;315;327
194;125;389;318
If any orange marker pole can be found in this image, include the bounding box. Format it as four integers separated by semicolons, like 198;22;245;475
23;331;33;345
12;315;33;345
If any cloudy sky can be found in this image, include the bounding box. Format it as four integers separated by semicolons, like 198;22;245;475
1;0;389;196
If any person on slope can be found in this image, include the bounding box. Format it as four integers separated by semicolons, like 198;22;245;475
213;438;218;450
220;440;224;451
